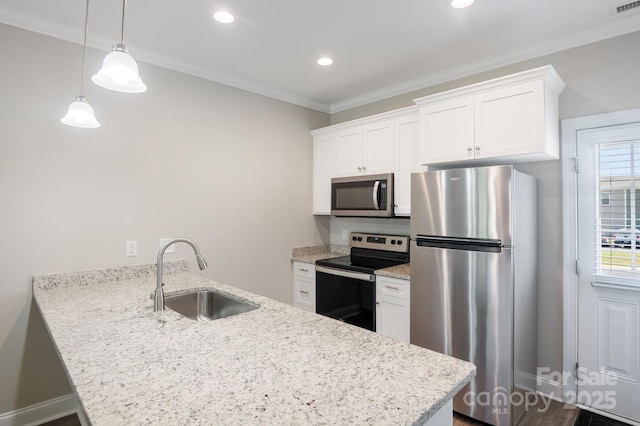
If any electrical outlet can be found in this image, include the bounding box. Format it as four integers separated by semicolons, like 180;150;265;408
160;238;175;253
126;240;137;257
342;230;349;240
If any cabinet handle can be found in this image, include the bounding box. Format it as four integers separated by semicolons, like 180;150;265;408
299;290;309;295
298;268;309;273
475;146;480;150
358;166;362;171
362;166;366;171
384;285;400;290
467;147;472;152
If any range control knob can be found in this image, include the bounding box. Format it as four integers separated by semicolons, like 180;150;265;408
391;240;397;245
397;240;403;246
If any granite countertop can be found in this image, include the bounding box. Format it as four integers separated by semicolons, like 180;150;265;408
290;244;349;264
376;263;411;280
33;261;473;426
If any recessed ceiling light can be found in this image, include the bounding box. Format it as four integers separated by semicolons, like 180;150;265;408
451;0;474;8
317;57;334;66
213;11;234;23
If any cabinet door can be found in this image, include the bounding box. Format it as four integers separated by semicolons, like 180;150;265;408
376;277;410;342
394;114;423;216
377;295;410;342
362;120;395;175
294;276;316;312
420;96;475;165
293;262;316;312
313;134;337;215
336;128;363;176
474;80;544;159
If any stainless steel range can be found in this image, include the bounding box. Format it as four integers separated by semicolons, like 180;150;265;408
315;232;409;332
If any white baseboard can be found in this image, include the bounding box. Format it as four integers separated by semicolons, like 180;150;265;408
0;393;87;426
535;375;565;402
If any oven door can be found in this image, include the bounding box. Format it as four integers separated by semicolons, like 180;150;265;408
315;265;376;331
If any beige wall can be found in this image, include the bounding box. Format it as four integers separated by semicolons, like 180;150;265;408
329;30;640;387
0;23;329;414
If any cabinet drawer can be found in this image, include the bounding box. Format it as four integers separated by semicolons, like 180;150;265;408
294;276;316;310
292;261;315;279
377;277;409;300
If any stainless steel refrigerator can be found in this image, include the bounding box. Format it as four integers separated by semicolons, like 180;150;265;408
410;165;537;426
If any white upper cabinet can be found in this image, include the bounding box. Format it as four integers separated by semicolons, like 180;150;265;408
311;107;417;216
415;65;565;166
393;113;425;216
335;120;395;177
362;120;395;175
312;133;337;215
419;96;475;164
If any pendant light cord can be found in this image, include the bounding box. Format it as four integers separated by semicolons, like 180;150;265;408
80;0;90;96
120;0;127;44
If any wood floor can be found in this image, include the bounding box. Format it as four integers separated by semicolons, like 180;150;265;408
453;396;580;426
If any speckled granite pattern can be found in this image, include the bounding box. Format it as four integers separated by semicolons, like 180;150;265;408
34;266;474;426
32;260;188;291
290;244;349;264
376;263;411;280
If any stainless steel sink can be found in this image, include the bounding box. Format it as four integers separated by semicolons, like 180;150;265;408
164;288;259;321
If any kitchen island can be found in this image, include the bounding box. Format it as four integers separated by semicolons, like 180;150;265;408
33;261;475;425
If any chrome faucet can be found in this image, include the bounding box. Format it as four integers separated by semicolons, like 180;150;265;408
154;238;208;312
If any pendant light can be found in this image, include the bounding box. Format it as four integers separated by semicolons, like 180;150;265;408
61;0;100;128
92;0;147;93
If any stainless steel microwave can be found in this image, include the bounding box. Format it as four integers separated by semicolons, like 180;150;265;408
330;173;394;217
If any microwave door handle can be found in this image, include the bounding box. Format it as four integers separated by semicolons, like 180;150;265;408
372;181;380;210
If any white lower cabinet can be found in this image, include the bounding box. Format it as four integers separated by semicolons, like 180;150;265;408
292;261;315;312
376;276;410;342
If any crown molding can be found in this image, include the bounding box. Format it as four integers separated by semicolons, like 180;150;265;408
2;4;638;117
0;5;331;113
329;17;640;114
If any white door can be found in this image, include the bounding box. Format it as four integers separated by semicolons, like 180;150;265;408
577;122;640;422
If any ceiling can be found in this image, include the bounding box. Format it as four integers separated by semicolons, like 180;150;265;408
1;0;639;113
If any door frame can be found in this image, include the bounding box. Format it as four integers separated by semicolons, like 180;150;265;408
561;107;640;400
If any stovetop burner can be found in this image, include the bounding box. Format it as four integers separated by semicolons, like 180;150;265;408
315;232;409;273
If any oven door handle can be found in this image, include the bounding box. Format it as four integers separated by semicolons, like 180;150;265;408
316;265;375;282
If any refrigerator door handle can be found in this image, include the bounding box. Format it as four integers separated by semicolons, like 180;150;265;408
415;236;503;253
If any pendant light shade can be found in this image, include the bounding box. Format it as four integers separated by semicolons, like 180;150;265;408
92;44;146;93
93;0;146;93
61;96;101;128
61;0;100;129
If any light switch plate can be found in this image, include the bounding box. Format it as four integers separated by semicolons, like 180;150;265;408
126;240;137;257
342;230;349;240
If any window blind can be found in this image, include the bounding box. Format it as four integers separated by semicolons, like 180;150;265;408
596;141;640;281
